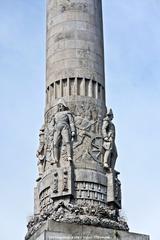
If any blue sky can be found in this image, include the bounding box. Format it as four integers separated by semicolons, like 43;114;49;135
0;1;159;239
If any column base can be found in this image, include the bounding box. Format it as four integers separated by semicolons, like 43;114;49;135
26;220;150;240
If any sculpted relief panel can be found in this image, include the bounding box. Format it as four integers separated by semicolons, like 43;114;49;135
35;100;121;216
38;102;118;175
38;98;106;173
73;101;103;164
26;102;126;240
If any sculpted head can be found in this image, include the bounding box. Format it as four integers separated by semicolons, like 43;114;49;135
58;103;66;112
57;99;68;112
107;109;114;121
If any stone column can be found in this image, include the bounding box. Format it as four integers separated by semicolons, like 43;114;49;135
25;1;150;240
46;0;106;114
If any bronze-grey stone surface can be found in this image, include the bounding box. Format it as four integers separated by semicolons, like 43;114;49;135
25;0;150;239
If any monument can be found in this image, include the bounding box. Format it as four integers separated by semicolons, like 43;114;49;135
25;1;150;239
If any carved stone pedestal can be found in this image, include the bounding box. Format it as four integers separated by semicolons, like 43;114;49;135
28;221;149;240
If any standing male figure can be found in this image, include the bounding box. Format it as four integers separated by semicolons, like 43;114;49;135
36;126;46;180
102;109;118;171
52;100;75;163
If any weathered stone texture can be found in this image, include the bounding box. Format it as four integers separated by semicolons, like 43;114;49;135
46;0;106;112
28;221;149;240
26;2;124;233
25;1;150;240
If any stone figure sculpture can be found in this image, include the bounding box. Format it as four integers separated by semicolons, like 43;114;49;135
102;109;118;171
36;126;45;180
52;100;75;163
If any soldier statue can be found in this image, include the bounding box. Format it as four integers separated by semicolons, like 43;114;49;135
36;125;46;180
102;109;118;171
52;99;75;163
